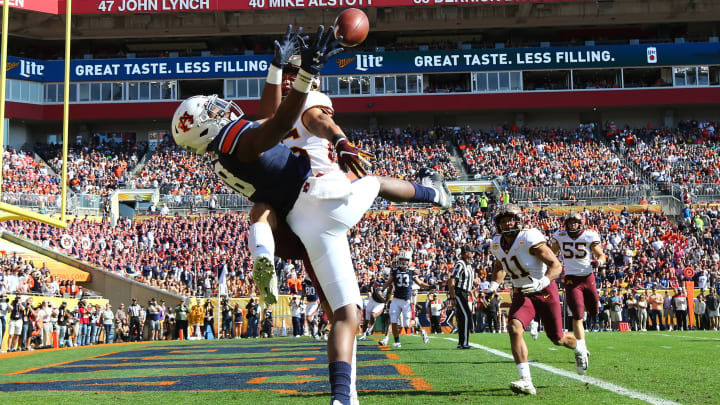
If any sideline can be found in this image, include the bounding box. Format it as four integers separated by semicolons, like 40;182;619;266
440;337;681;405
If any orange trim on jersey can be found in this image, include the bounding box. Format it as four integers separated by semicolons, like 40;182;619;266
220;119;249;154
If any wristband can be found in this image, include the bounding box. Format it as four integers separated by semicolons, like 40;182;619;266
292;69;315;93
489;281;499;291
332;134;347;147
266;65;283;85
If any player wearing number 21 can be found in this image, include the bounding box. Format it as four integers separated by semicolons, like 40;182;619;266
485;204;585;396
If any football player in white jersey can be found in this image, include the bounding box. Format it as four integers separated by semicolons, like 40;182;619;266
239;29;450;405
549;211;606;372
485;204;584;396
249;42;451;309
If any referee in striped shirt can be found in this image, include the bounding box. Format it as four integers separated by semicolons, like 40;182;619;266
449;245;475;349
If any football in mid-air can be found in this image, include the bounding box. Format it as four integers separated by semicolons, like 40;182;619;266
333;8;369;48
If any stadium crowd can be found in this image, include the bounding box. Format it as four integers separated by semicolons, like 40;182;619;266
36;141;145;197
2;148;59;196
3;199;720;304
133;143;232;195
348;126;460;181
6;122;720;204
453;125;643;186
615;120;719;185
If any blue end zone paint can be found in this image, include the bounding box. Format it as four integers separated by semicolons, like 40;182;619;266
2;340;428;394
25;354;389;374
0;366;414;392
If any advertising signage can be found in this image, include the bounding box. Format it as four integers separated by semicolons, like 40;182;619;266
6;42;720;82
71;0;579;15
0;0;58;14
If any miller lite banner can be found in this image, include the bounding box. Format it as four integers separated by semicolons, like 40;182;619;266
6;42;720;82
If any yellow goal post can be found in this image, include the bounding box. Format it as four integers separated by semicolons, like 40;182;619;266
0;0;73;229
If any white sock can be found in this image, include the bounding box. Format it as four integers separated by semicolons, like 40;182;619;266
575;339;586;354
517;362;531;381
249;222;274;259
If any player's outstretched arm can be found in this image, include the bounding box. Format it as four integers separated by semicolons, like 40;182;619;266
258;25;304;119
233;26;342;162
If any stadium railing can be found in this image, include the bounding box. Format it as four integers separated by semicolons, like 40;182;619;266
509;184;652;203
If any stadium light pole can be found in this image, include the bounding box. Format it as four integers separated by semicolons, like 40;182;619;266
0;1;68;228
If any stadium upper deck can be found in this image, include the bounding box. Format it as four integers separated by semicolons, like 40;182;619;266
3;0;720;145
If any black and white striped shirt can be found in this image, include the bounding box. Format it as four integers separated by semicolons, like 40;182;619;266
451;260;473;293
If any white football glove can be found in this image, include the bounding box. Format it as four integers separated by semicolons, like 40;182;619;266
520;276;550;295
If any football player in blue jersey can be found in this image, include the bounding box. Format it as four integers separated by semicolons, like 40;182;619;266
380;250;430;348
171;26;449;405
301;276;321;339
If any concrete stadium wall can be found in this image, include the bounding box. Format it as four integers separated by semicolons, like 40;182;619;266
1;232;183;308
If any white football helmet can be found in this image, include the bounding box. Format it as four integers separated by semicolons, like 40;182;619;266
393;250;413;268
171;95;243;155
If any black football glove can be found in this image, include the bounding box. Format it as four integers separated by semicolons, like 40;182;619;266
272;25;304;68
300;25;344;76
334;136;375;178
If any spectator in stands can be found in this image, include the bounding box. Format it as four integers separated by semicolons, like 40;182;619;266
102;304;114;343
203;299;215;339
175;301;189;340
245;297;259;339
233;303;244;339
261;305;274;338
114;303;127;342
21;297;36;350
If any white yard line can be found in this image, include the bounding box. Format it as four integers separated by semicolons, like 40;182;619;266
440;337;681;405
656;333;720;341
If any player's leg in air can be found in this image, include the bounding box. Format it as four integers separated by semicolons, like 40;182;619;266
249;168;450;305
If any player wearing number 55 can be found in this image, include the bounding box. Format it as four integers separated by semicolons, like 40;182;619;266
486;204;586;396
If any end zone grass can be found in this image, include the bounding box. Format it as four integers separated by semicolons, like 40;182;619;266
0;331;716;404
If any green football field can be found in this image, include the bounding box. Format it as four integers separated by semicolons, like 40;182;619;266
0;330;716;404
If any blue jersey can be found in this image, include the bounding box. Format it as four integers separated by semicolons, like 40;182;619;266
210;118;312;218
302;278;318;302
392;267;415;300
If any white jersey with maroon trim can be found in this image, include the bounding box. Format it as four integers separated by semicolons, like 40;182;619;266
551;229;601;276
490;228;548;288
281;91;339;175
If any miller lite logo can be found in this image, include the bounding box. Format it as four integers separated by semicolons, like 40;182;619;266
336;57;355;69
6;60;44;78
646;47;657;64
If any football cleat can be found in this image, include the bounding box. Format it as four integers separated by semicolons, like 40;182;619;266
529;320;539;341
379;337;389;346
575;350;589;375
510;379;536;395
391;342;402;349
421;329;429;344
419;168;451;210
358;334;367;341
253;253;278;305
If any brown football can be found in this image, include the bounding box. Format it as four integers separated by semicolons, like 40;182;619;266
333;8;369;48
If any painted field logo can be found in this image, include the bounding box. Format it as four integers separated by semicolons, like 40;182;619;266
0;339;432;394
